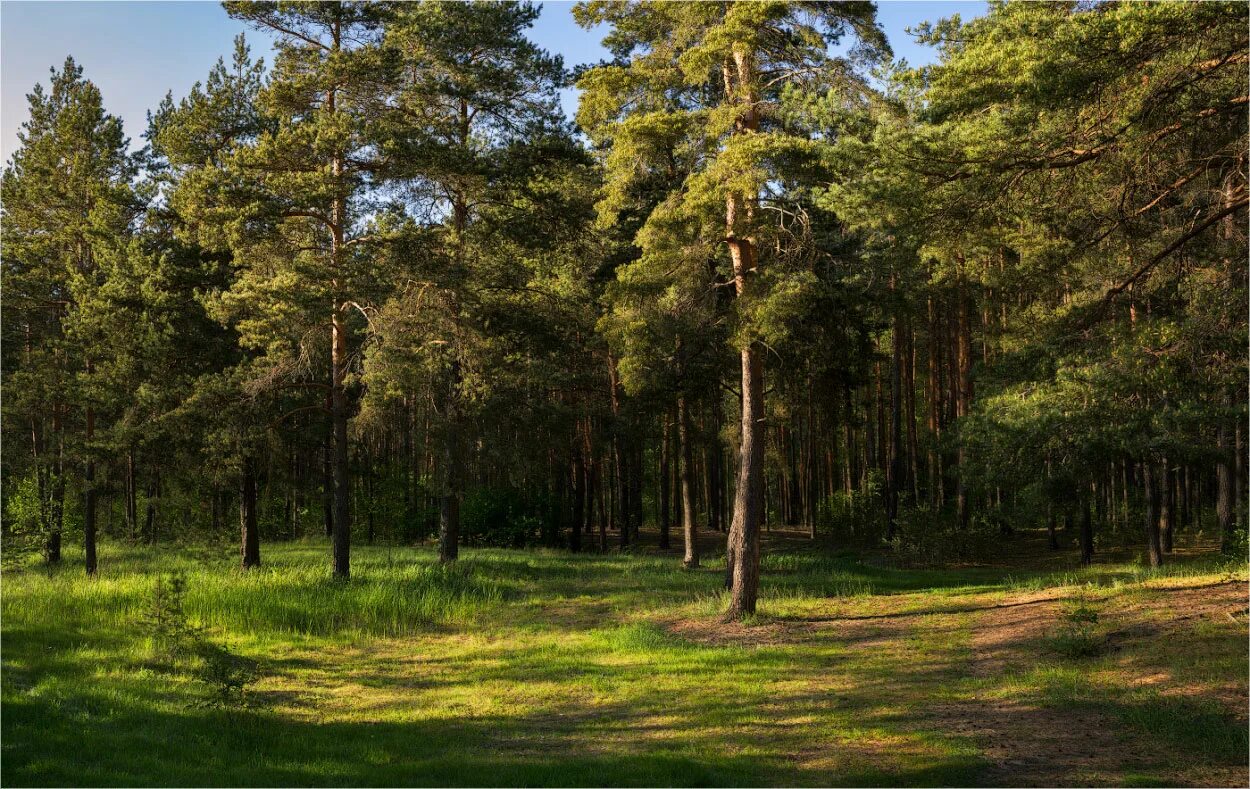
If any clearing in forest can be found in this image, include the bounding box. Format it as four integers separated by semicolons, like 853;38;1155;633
3;534;1247;787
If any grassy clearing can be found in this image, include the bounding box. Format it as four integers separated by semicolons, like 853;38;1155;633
2;536;1246;787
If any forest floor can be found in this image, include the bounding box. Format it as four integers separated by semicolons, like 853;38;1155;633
3;528;1247;787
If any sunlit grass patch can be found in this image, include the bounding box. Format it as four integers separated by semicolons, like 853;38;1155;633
3;540;1245;787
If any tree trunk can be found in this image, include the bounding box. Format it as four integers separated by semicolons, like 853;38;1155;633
678;394;698;568
659;412;671;550
331;307;352;577
904;315;919;503
1160;456;1174;553
726;344;763;616
439;374;461;563
126;450;137;540
595;452;607;551
47;408;65;564
84;402;97;576
323;421;334;538
1142;459;1164;568
887;293;903;540
955;268;973;529
1080;493;1094;566
1217;390;1234;552
241;454;260;570
145;473;158;544
721;47;767;618
709;399;725;533
926;296;942;507
571;436;584;553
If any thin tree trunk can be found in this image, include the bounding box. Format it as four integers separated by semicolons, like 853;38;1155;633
323;423;334;538
904;315;919;503
1080;492;1094;566
595;451;607;552
927;296;941;507
1161;456;1174;553
1217;389;1234;552
678;394;698;568
1143;459;1164;568
439;373;461;563
659;412;671;550
887;292;903;540
84;400;97;576
47;407;65;564
709;398;725;534
571;439;584;553
241;454;260;569
331;307;351;576
145;473;158;545
955;267;973;529
126;450;137;540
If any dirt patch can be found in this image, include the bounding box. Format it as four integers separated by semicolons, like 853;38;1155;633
948;580;1249;787
665;615;801;646
930;699;1125;786
666;578;1249;786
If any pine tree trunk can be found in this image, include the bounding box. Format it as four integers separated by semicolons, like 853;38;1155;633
571;440;584;553
126;450;137;540
323;424;334;538
595;452;607;552
331;307;352;577
887;296;903;540
630;444;643;541
1217;389;1234;552
927;296;942;507
726;344;763;615
1080;494;1094;566
84;401;97;576
1160;456;1174;553
904;315;920;503
955;268;973;530
439;371;461;563
47;407;65;564
1142;459;1164;568
241;454;260;570
678;394;698;568
145;473;158;544
659;413;671;550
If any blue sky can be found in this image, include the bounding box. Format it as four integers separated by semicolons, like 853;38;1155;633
1;1;986;162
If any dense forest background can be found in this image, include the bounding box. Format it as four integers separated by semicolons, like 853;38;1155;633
3;0;1246;617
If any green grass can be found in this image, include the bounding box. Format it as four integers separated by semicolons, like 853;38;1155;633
2;538;1246;787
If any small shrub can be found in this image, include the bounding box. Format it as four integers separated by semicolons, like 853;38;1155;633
1051;593;1104;658
141;573;201;660
192;641;260;709
139;573;261;707
885;505;999;567
817;472;885;548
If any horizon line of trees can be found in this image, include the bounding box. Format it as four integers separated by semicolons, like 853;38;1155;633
3;0;1246;618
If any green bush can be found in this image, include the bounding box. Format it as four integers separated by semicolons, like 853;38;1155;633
817;471;886;548
139;573;261;707
885;504;1000;566
1051;593;1104;658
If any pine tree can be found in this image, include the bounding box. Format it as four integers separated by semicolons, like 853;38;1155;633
2;57;138;574
576;0;887;616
